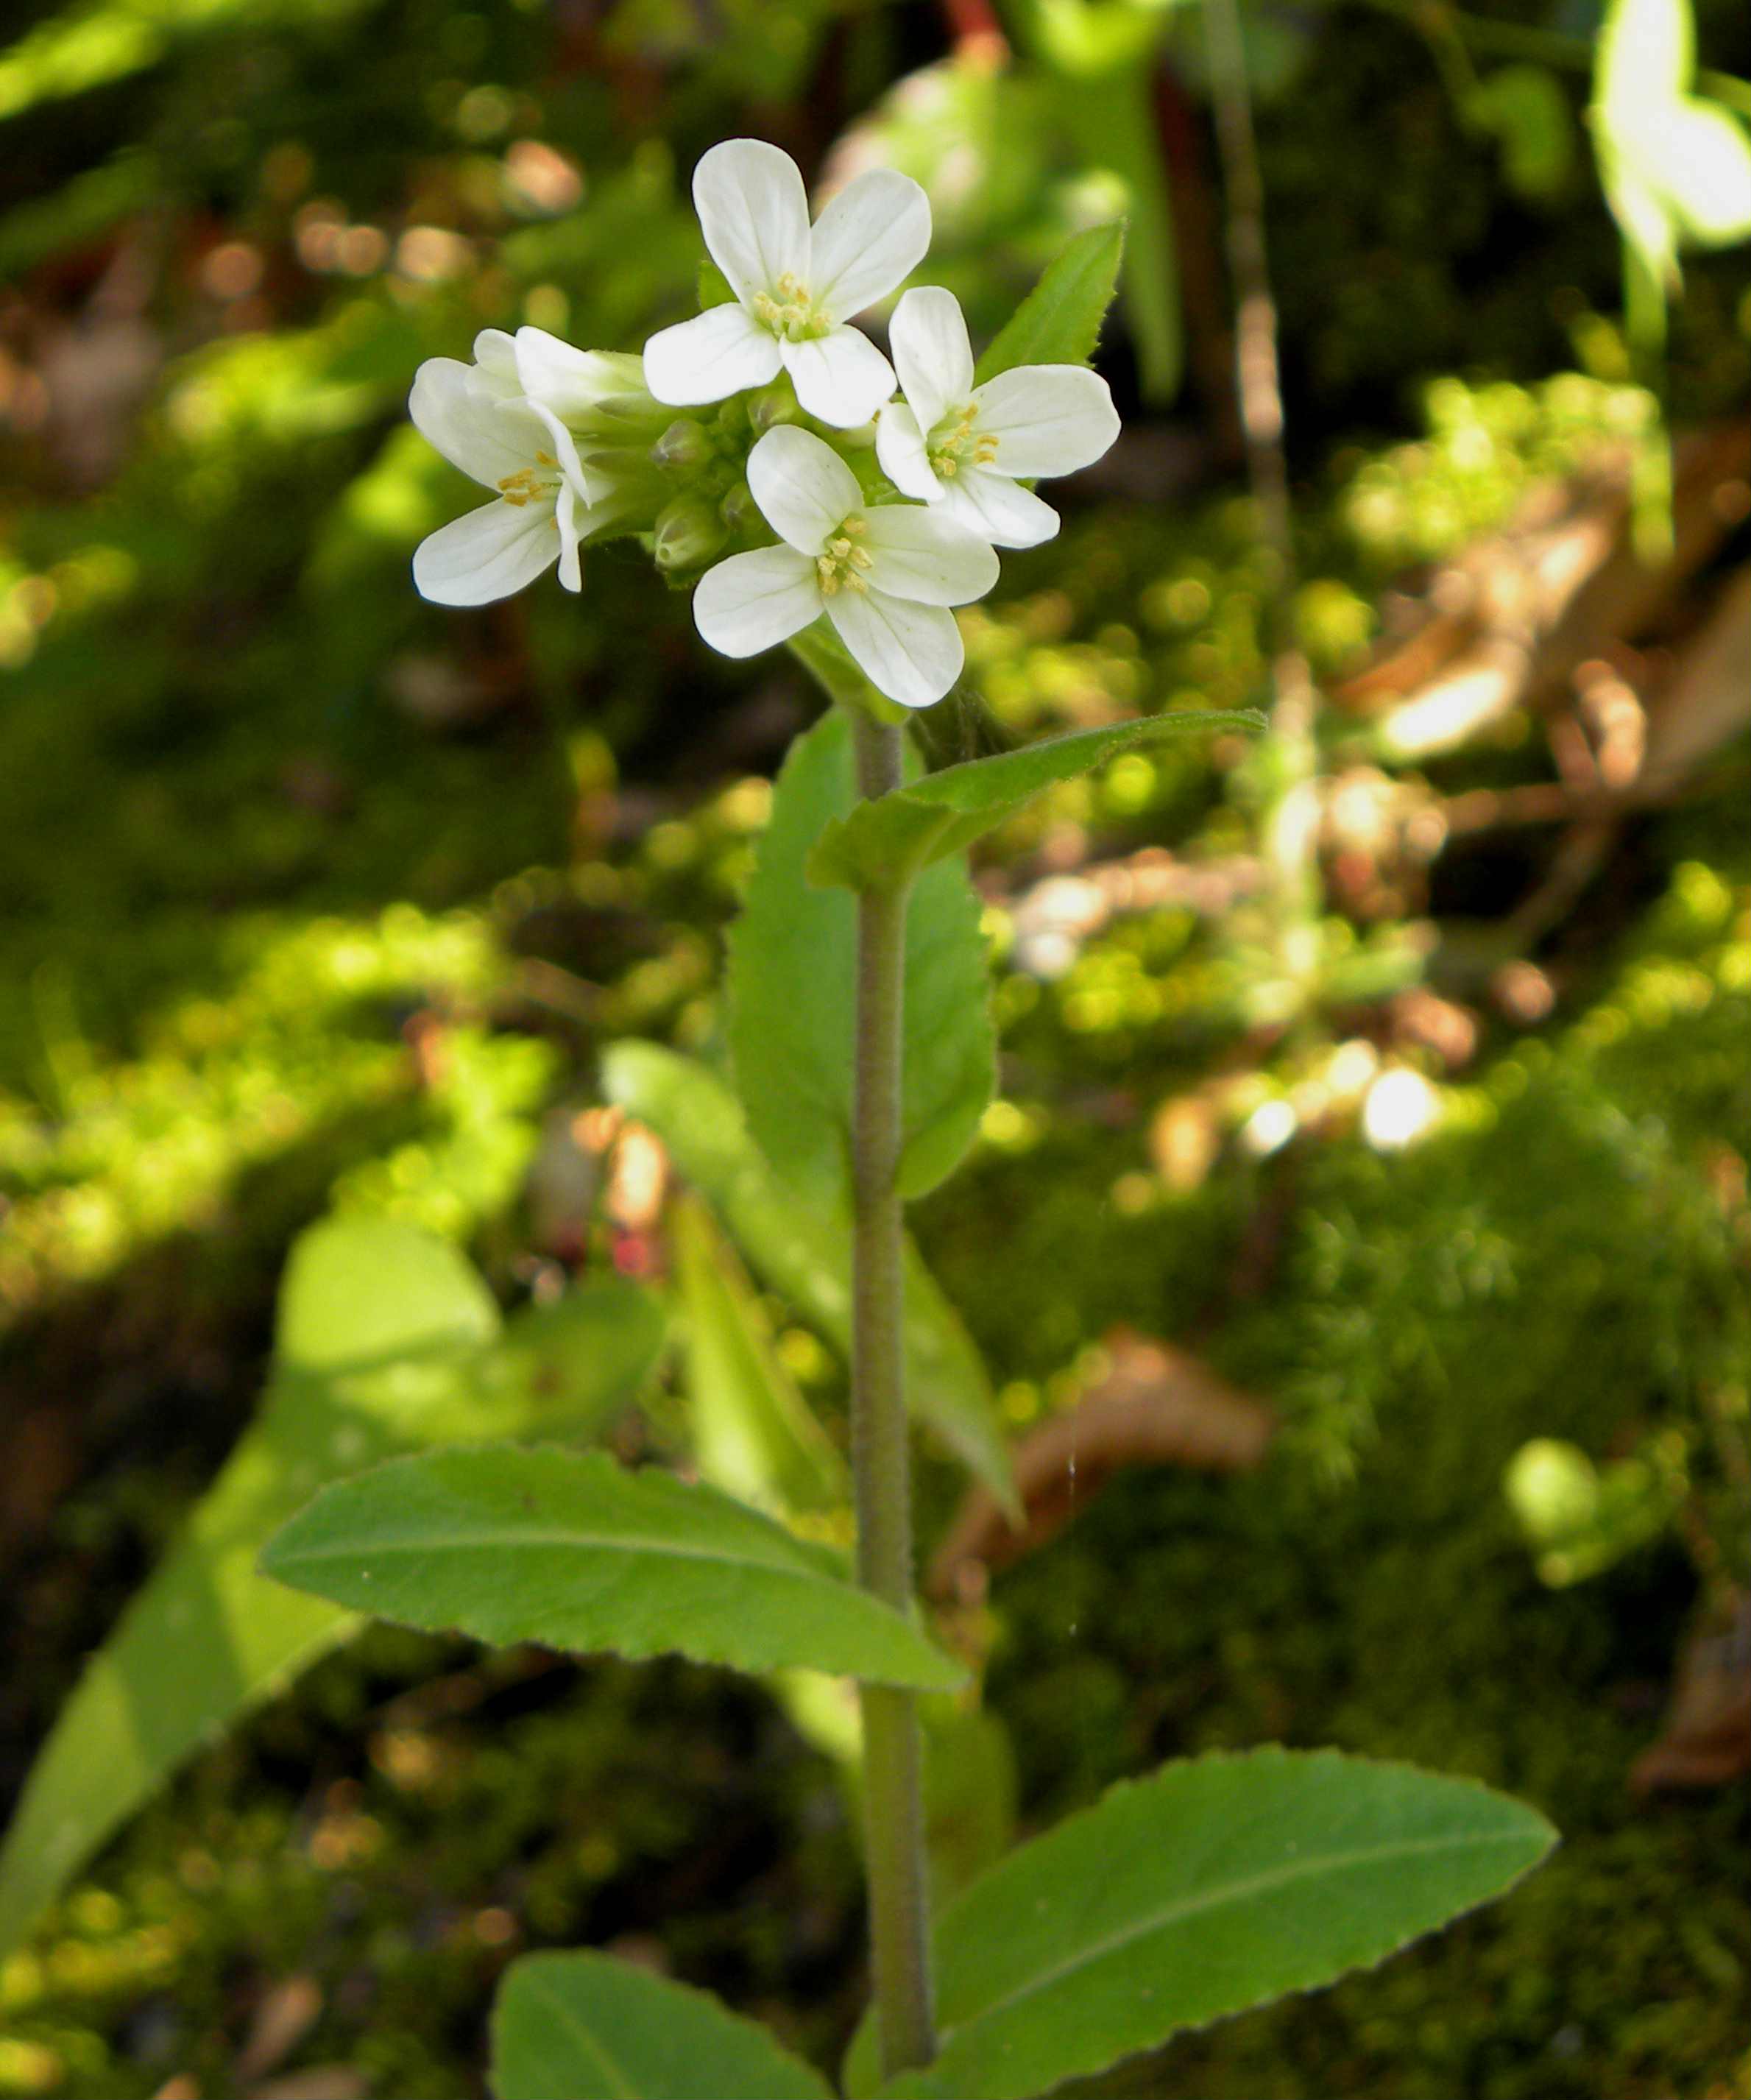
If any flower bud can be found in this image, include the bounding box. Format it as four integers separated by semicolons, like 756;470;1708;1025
650;417;714;472
718;479;759;535
746;381;802;435
653;492;729;573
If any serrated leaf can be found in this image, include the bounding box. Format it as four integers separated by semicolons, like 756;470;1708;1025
844;1747;1557;2100
601;1044;1016;1516
0;1217;664;1960
974;221;1125;384
672;1190;849;1518
808;711;1263;891
490;1951;834;2100
726;707;994;1209
261;1444;965;1691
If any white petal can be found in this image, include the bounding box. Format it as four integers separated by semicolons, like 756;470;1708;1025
409;359;531;488
859;504;1000;606
693;545;821;658
555;481;582;593
413;497;556;607
523;399;588;492
969;364;1121;478
889;286;973;432
693;138;810;305
827;588;963;708
936;464;1061;549
514;329;644;418
781;325;895;428
747;425;862;555
470;329;522;392
643;303;782;406
874;400;941;502
808;169;932;319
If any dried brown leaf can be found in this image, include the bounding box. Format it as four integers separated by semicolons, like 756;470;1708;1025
929;1333;1275;1598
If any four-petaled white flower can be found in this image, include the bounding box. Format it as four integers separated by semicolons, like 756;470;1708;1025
874;287;1120;548
694;426;998;708
644;138;930;431
410;328;651;607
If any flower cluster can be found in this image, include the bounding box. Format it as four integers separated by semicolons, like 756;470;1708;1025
409;139;1119;707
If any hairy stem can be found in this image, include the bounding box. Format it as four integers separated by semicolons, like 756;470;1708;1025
848;708;937;2079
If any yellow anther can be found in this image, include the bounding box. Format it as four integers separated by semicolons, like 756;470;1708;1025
843;516;866;535
829;537;852;559
846;573;869;593
850;545;874;570
534;450;555;467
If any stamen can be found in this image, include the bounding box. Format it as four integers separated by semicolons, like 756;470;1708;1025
816;514;876;598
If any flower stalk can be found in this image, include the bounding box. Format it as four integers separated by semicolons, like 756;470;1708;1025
847;707;937;2079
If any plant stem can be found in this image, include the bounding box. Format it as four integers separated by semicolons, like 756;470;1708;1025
848;707;937;2079
1203;0;1322;962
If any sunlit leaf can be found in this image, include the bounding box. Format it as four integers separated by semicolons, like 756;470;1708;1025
808;710;1262;891
726;707;994;1208
673;1190;849;1518
490;1951;835;2100
1596;0;1691;130
261;1443;966;1691
0;1217;663;1960
1633;99;1751;245
600;1044;1016;1515
845;1748;1557;2099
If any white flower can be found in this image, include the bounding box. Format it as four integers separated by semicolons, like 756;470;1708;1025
409;329;654;606
409;329;591;605
693;426;998;708
644;138;930;430
874;287;1120;548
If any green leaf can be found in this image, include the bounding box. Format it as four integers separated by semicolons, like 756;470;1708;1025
974;221;1125;385
845;1747;1557;2099
672;1190;849;1519
1464;65;1576;201
808;711;1264;891
0;1217;663;1961
261;1443;965;1691
601;1044;1016;1517
726;707;994;1208
491;1951;834;2100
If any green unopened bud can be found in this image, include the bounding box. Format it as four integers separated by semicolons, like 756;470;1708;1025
718;480;759;536
653;493;729;573
651;417;714;472
746;381;802;435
